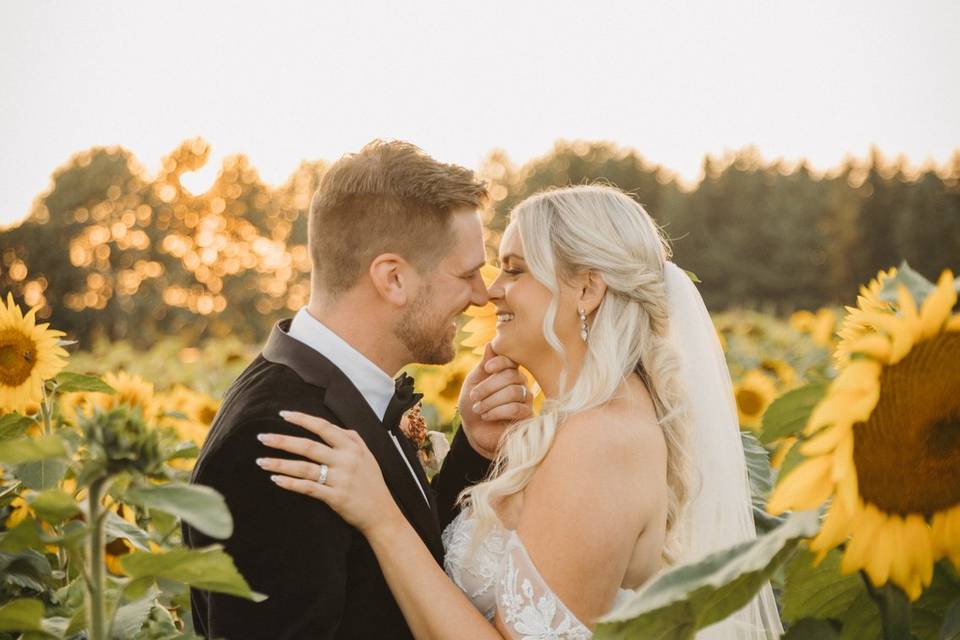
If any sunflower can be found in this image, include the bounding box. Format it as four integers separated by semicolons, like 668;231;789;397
187;392;219;427
460;264;500;357
788;309;814;332
767;269;960;601
0;293;69;413
733;369;778;431
156;384;217;446
5;495;62;554
417;351;479;424
71;371;158;424
760;357;798;390
102;500;140;575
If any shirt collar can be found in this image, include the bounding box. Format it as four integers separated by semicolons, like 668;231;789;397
287;307;396;420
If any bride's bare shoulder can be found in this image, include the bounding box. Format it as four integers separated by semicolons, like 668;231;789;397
555;381;664;463
538;399;666;496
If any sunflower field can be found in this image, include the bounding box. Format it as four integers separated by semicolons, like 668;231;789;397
1;262;958;639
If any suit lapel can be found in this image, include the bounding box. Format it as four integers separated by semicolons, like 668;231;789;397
394;431;439;516
262;320;444;562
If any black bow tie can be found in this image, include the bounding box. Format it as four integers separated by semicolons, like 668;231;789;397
383;372;423;435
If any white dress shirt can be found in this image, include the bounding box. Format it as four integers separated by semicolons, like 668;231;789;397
287;308;429;503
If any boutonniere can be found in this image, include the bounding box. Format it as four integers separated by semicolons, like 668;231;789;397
399;401;451;476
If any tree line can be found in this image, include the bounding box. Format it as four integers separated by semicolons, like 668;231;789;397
2;138;957;346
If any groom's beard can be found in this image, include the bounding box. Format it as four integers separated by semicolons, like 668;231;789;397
393;284;457;365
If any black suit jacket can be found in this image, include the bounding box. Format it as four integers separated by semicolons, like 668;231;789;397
184;319;492;639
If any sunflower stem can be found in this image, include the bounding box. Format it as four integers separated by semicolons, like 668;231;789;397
860;572;911;640
85;476;111;640
40;383;70;584
40;382;52;436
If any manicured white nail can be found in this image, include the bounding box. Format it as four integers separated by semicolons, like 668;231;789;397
279;410;291;419
255;458;266;466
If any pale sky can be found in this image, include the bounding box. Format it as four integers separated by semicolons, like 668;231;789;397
1;0;957;227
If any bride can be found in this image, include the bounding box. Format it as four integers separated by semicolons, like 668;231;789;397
256;185;783;638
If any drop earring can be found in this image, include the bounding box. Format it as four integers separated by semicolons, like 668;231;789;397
578;308;589;342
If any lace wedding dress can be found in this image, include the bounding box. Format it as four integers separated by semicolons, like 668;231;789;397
442;509;633;639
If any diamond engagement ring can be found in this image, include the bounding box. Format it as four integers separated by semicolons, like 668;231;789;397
317;463;329;485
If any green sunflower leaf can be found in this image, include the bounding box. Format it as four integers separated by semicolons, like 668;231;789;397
124;482;232;540
112;586;161;639
782;618;842;639
15;457;69;491
940;599;960;640
121;545;266;602
27;489;80;522
0;598;44;632
54;371;115;394
593;510;819;640
104;511;152;551
0;434;67;465
0;518;45;553
912;561;960;640
774;439;807;486
0;550;54;593
759;382;829;445
782;547;862;623
0;413;35;441
741;430;773;507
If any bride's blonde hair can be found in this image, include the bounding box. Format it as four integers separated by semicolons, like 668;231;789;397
460;184;692;565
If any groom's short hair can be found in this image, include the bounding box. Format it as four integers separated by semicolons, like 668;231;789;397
308;140;488;299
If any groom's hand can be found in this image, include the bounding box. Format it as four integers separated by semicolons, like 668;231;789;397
458;343;534;459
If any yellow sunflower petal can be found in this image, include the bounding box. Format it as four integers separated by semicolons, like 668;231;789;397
770;436;796;469
835;465;860;516
804;361;881;435
858;311;916;364
766;456;834;515
919;270;956;340
830;429;855;484
842;333;892;361
809;496;852;557
896;285;922;339
903;514;934;588
800;423;851;457
887;517;913;596
862;518;895;586
932;507;960;568
905;574;923;602
841;503;884;574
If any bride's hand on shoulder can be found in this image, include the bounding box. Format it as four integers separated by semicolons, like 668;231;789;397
255;411;400;536
458;343;534;459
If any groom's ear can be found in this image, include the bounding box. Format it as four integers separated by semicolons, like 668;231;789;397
369;253;414;307
578;270;607;315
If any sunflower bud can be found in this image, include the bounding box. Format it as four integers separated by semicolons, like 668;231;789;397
77;407;166;480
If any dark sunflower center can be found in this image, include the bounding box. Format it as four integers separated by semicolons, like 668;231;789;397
737;389;765;416
198;405;217;424
853;332;960;516
440;372;465;403
105;537;133;556
0;328;37;386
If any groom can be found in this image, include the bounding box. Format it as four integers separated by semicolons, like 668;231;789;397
184;140;531;639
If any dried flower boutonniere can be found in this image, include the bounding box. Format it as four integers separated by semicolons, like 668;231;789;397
399;401;451;476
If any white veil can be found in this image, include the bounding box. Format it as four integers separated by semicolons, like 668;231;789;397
663;261;784;639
